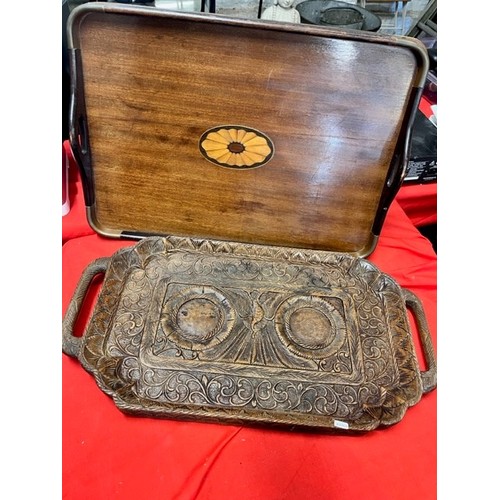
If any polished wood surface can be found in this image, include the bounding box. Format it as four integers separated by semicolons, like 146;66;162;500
72;6;421;254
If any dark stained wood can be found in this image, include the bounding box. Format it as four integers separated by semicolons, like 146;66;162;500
70;5;425;255
62;236;437;431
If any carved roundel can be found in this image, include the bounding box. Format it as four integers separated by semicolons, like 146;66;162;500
275;295;347;359
199;125;274;169
161;286;236;351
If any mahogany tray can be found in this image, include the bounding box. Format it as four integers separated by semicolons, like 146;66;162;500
63;236;436;432
68;3;428;257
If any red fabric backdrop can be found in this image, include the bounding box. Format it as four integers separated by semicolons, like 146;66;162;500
397;182;437;227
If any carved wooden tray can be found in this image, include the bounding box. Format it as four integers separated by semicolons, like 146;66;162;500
63;236;436;432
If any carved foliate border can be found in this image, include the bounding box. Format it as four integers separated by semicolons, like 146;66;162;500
79;236;423;431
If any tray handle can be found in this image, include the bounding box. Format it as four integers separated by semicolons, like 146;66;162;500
403;289;437;393
62;257;110;357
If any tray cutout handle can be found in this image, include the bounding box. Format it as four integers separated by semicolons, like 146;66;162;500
403;289;437;393
62;257;110;357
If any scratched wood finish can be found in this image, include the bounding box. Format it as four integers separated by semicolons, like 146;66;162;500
72;7;420;254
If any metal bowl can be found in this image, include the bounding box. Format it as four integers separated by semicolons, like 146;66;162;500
320;7;364;29
297;0;382;32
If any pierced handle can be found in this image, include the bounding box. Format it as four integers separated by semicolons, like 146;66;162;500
62;257;110;357
403;288;437;393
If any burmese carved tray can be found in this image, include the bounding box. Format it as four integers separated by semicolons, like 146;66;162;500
63;236;436;432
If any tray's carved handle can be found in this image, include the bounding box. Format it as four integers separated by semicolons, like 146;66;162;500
62;258;110;357
403;289;437;393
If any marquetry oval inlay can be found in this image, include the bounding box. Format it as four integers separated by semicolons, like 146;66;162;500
199;125;274;169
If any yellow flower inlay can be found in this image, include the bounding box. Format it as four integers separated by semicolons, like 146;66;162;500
199;126;274;169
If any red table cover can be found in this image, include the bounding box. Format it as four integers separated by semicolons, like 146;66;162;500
63;194;437;499
397;182;437;227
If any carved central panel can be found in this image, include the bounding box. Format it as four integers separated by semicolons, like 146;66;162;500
96;237;409;423
148;279;357;377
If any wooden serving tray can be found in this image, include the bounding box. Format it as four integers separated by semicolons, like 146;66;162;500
63;236;436;432
68;3;428;257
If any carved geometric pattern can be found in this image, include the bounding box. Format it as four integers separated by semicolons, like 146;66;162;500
159;285;236;352
76;235;426;431
275;295;347;360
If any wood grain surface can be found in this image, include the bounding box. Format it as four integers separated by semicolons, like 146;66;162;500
73;8;419;254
